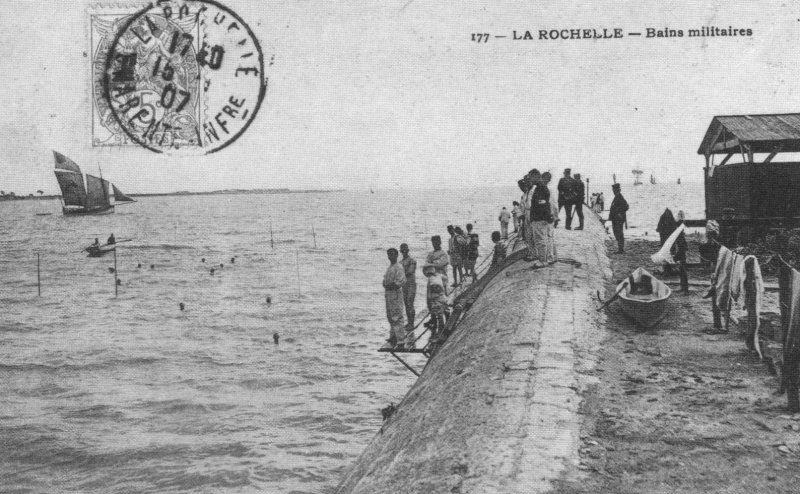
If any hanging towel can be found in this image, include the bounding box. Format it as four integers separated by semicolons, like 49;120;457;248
743;256;764;359
730;254;747;307
713;246;734;312
788;268;800;357
651;223;686;265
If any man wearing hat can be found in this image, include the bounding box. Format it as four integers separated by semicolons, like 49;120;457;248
558;168;575;229
383;248;407;349
609;183;629;254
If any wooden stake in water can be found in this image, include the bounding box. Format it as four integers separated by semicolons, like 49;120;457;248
270;221;274;249
311;224;317;249
37;252;41;297
295;250;300;297
114;248;118;297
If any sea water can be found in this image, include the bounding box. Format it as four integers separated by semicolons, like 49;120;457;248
0;182;703;493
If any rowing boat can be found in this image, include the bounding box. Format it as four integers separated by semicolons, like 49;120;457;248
618;267;671;329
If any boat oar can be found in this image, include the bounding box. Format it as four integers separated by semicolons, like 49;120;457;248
596;281;628;311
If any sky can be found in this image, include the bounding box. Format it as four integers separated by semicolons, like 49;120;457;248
1;0;799;194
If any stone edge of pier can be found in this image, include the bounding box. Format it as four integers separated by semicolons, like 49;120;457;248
336;214;611;494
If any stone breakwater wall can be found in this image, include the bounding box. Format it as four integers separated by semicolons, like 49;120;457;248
337;213;611;494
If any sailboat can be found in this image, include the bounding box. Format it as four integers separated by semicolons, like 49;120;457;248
632;167;643;186
53;151;135;215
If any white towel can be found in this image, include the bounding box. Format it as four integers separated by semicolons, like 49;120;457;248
788;268;800;357
751;257;764;359
713;246;733;312
730;254;746;307
650;223;686;265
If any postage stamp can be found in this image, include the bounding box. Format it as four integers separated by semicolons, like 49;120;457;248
90;0;266;154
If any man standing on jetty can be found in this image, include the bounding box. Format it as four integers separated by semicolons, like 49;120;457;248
558;168;575;229
383;248;407;349
399;243;417;331
528;170;551;267
426;235;450;287
572;173;585;230
610;183;629;254
498;206;511;239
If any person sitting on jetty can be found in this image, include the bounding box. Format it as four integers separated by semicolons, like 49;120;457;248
425;235;450;287
491;231;506;266
610;183;629;254
383;248;407;349
464;223;479;281
107;233;116;245
512;201;522;233
572;173;585;230
399;243;417;331
595;192;605;212
498;207;511;239
423;264;448;342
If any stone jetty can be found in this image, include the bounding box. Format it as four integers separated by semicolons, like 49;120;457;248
337;214;612;494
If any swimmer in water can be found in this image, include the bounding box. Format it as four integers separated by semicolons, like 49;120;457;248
266;296;272;304
150;264;155;269
273;332;279;344
210;268;215;275
179;302;185;311
137;263;141;269
201;258;206;263
231;257;235;264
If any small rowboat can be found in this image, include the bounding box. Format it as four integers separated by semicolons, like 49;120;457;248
85;243;117;257
618;267;671;329
84;239;131;257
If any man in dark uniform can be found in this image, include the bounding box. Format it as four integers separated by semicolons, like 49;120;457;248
557;168;574;229
609;183;628;254
572;173;585;230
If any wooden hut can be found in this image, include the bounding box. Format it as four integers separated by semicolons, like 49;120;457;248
698;113;800;242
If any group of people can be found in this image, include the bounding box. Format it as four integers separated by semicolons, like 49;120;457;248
512;169;561;268
382;220;514;350
382;171;633;350
383;237;453;350
446;224;480;287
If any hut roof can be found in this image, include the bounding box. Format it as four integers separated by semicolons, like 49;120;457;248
697;113;800;155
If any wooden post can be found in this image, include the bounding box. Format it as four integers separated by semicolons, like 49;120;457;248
37;253;41;297
710;286;722;330
679;258;689;294
270;221;274;249
295;250;300;297
744;257;757;352
114;248;118;297
586;178;590;204
311;224;317;249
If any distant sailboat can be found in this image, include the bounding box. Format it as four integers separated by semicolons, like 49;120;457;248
632;167;643;186
53;151;135;215
677;178;681;185
650;174;656;185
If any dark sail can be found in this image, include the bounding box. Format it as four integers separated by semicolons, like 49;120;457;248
112;184;135;203
53;151;81;173
85;174;109;207
54;170;86;206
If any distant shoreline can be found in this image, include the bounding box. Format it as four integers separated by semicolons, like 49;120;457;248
0;188;344;202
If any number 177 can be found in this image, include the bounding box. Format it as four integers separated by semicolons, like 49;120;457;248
471;33;489;43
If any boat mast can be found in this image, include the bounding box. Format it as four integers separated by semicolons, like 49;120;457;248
98;163;109;204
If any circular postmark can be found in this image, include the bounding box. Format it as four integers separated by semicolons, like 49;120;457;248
102;0;266;154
